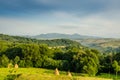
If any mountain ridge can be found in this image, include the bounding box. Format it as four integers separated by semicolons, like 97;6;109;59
30;33;100;39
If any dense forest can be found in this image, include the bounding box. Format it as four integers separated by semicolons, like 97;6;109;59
0;34;81;47
0;34;120;76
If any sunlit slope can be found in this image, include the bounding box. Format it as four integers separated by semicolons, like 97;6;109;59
0;68;112;80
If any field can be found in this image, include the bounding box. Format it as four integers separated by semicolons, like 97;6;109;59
0;68;113;80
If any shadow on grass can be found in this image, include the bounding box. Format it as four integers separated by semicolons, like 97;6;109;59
4;74;22;80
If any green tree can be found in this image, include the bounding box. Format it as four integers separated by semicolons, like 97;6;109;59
19;60;25;67
71;49;99;76
83;58;97;76
14;56;20;64
112;60;120;79
1;55;9;67
25;60;33;67
34;59;43;68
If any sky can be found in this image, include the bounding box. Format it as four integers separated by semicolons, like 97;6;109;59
0;0;120;38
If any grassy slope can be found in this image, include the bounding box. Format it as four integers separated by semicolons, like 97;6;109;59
0;68;112;80
76;38;120;53
77;38;120;47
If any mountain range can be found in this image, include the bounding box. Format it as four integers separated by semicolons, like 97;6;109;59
30;33;99;39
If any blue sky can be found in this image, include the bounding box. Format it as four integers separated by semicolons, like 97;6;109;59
0;0;120;38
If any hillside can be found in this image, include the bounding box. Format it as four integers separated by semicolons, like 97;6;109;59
0;33;120;78
0;68;112;80
77;38;120;53
0;33;100;76
0;33;118;55
0;34;81;47
26;33;120;53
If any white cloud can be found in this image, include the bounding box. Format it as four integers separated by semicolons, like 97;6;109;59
0;17;49;35
49;10;120;38
0;8;120;38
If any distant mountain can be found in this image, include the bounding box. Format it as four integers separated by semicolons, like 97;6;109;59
31;33;99;39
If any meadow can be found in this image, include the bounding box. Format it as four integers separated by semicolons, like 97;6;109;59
0;68;114;80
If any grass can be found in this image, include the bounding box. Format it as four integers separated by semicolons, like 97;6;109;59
97;73;120;80
0;68;114;80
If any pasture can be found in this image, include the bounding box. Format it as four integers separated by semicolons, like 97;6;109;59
0;68;114;80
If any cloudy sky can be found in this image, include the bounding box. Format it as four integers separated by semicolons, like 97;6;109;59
0;0;120;38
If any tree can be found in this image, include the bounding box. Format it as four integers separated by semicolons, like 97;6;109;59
83;58;98;76
71;49;99;76
1;55;9;67
19;60;25;67
34;56;43;68
25;60;33;67
112;60;120;79
14;56;20;64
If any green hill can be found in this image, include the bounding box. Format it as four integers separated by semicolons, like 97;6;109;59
0;34;81;47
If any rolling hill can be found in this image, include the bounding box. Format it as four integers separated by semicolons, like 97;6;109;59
0;34;81;47
29;33;120;53
1;33;120;53
77;38;120;53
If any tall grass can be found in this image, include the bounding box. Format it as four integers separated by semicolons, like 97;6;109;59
97;73;120;80
0;68;113;80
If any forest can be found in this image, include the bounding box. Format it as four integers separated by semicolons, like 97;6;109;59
0;34;120;76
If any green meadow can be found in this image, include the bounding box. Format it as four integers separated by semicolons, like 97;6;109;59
0;68;113;80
